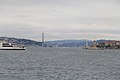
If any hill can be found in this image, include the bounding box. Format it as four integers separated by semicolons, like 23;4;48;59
46;39;110;47
0;37;42;46
46;40;93;47
0;37;110;47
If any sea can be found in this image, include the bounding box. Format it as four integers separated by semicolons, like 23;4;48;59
0;47;120;80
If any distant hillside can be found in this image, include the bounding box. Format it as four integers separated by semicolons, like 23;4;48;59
0;37;110;47
0;37;42;46
96;39;109;43
46;40;93;47
46;39;110;47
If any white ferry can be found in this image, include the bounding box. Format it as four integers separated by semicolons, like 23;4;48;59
0;41;26;50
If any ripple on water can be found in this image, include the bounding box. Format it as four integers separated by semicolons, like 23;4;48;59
0;47;120;80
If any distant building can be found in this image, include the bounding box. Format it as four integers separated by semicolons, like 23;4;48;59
96;40;120;49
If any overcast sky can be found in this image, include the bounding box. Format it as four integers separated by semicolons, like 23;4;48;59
0;0;120;41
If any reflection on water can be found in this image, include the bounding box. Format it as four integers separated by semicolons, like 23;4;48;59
0;47;120;80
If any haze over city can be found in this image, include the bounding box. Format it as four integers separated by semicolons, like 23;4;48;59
0;0;120;41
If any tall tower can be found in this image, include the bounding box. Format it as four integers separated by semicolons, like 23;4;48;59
93;36;97;49
42;33;44;47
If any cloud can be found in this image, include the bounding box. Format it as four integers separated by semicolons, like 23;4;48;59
0;0;120;41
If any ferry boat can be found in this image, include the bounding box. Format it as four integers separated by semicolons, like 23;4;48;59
0;41;26;50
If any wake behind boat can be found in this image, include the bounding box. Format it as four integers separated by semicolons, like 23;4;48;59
0;41;26;50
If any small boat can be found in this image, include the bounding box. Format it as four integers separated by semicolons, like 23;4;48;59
0;41;26;50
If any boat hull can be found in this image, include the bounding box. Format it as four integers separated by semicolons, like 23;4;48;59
0;49;25;50
0;41;26;50
0;47;26;50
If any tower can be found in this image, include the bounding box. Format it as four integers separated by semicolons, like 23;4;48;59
42;33;44;47
93;36;97;49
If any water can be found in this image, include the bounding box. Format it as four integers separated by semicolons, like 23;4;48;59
0;47;120;80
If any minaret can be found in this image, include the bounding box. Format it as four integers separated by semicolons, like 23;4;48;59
93;36;97;49
85;41;88;47
42;33;44;47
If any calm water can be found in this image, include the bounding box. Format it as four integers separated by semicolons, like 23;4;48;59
0;47;120;80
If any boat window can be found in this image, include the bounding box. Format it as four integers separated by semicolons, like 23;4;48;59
2;43;13;47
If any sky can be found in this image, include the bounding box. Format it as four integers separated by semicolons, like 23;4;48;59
0;0;120;41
